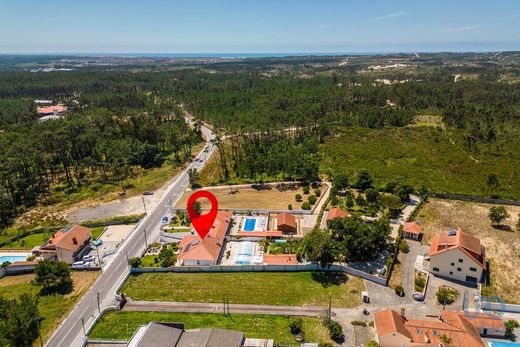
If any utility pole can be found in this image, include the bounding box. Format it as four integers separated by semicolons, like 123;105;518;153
95;246;102;273
125;250;129;264
143;228;148;249
142;196;147;215
81;318;86;337
223;295;226;314
328;295;332;324
96;291;101;313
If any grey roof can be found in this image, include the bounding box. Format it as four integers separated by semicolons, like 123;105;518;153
177;328;244;347
137;322;183;347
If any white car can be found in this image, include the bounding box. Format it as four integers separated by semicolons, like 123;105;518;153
72;261;86;268
83;255;95;262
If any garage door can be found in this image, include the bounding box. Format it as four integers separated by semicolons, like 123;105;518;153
465;276;478;284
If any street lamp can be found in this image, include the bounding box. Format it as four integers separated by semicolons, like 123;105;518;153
143;227;148;249
141;196;147;215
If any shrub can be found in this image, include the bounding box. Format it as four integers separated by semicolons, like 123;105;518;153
436;286;459;305
128;257;142;268
289;317;303;335
314;188;321;197
385;257;394;270
399;241;410;253
1;261;11;268
301;202;312;210
295;193;302;202
395;285;404;297
303;186;310;194
308;195;317;205
288;204;293;210
369;321;374;327
505;319;520;339
414;276;426;292
327;320;345;343
367;341;379;347
350;320;367;327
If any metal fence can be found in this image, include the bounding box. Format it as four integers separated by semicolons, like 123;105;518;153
131;263;387;285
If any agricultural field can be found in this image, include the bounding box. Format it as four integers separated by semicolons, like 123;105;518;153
320;126;520;200
0;271;99;343
416;198;520;303
175;183;326;211
89;311;332;345
122;272;364;308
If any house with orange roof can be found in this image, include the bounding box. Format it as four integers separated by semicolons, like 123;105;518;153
403;221;422;241
276;213;297;234
374;308;502;347
178;211;232;266
35;225;92;264
37;105;67;116
427;228;486;284
325;207;349;225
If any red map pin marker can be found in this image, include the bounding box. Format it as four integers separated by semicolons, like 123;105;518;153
187;190;218;240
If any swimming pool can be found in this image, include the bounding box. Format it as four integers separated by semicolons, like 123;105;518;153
0;254;28;264
488;341;520;347
235;242;256;264
243;218;257;232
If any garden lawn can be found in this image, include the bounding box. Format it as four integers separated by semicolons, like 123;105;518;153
320;126;520;200
1;232;51;249
0;271;99;344
122;272;364;307
89;311;332;345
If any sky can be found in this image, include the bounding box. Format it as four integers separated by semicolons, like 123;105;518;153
1;0;519;54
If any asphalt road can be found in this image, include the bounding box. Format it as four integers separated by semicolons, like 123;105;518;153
45;124;215;347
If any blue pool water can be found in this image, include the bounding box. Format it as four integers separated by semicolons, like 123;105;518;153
489;341;520;347
243;218;256;232
0;255;27;263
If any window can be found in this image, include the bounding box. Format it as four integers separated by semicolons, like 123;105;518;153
433;267;440;272
469;267;477;272
450;262;455;266
458;258;464;263
457;267;462;272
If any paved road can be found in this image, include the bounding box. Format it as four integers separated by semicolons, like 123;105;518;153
45;123;216;347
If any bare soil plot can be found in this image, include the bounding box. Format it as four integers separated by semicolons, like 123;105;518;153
175;183;325;211
416;198;520;303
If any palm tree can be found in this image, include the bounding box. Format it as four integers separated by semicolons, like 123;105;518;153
187;168;199;188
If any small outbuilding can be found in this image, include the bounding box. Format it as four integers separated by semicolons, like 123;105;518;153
403;221;422;240
276;213;297;234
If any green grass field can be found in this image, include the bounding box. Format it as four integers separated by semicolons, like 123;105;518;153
0;272;98;344
0;231;51;249
320;126;520;200
122;272;364;307
89;311;332;344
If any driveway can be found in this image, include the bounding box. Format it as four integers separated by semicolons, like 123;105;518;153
424;275;479;311
390;195;421;238
402;242;429;298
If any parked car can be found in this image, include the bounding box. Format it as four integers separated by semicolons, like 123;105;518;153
83;255;95;262
413;293;425;301
72;261;86;268
162;216;169;224
143;191;154;196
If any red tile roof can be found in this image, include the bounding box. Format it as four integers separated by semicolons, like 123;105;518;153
179;211;232;263
375;309;489;347
42;225;92;251
263;254;297;265
440;310;505;332
277;213;296;229
37;105;67;114
326;208;349;222
429;229;486;269
403;221;422;234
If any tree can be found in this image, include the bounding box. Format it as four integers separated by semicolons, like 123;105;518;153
308;195;317;205
380;194;402;219
34;260;73;294
300;229;337;266
158;245;176;267
367;341;380;347
193;201;202;215
327;320;345;344
128;257;142;268
505;319;519;339
365;188;380;206
489;206;510;226
0;294;41;347
301;202;312;210
487;173;500;197
289;317;303;335
399;241;410;253
355;170;373;190
187;168;199;188
333;174;348;191
395;285;404;297
395;183;413;203
439;334;452;344
295;193;302;202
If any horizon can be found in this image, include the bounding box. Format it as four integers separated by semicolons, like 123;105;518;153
1;0;519;53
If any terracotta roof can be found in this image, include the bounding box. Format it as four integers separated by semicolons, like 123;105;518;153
263;254;297;265
42;225;92;251
374;309;488;347
374;309;412;340
37;105;67;114
237;230;283;238
429;229;486;269
326;208;349;222
8;260;37;267
440;310;505;332
179;211;232;263
403;221;422;234
277;213;297;229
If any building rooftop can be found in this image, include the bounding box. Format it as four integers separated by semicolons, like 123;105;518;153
263;254;297;265
41;225;92;251
277;213;296;229
429;228;486;269
403;221;422;234
326;208;349;222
